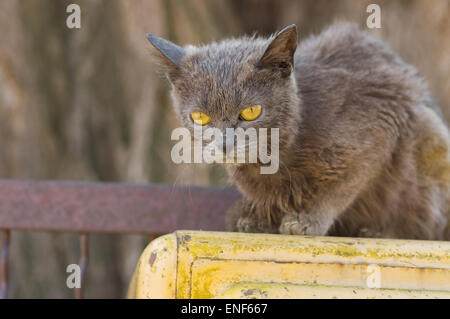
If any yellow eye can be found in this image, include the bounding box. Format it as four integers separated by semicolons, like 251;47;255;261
240;105;262;121
190;111;210;125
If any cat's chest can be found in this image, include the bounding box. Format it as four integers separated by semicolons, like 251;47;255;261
231;166;305;210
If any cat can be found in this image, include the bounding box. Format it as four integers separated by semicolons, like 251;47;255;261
147;23;450;240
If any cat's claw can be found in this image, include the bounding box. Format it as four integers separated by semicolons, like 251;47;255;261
279;213;328;236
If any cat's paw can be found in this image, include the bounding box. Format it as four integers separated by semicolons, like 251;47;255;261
236;215;279;233
226;198;280;233
279;213;329;236
236;216;258;233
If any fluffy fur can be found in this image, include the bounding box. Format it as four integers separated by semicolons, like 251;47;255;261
148;23;450;240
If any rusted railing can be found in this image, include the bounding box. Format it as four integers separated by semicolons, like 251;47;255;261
0;179;241;298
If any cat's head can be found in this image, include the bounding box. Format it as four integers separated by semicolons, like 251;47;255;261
147;25;301;165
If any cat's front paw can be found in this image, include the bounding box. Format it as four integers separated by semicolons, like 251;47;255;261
226;198;280;233
236;216;258;233
237;216;280;233
279;213;329;236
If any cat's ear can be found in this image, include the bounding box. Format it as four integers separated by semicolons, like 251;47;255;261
146;33;186;81
257;24;297;77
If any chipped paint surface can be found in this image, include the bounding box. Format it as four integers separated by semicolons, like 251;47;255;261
215;283;450;299
128;231;450;299
191;260;449;298
128;233;177;298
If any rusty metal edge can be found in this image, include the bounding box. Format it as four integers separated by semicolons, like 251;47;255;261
0;179;241;234
1;230;10;299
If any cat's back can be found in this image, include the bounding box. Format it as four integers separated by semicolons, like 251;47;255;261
295;23;403;73
294;23;429;102
293;22;432;125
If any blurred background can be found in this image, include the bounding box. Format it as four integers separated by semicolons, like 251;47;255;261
0;0;448;298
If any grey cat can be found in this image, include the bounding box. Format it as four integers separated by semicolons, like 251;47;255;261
147;23;450;240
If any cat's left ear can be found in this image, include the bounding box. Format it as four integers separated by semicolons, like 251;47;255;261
257;24;297;77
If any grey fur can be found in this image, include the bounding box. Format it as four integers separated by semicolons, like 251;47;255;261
148;23;450;240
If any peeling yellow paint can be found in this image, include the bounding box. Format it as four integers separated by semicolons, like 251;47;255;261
127;233;177;298
215;282;450;299
128;231;450;299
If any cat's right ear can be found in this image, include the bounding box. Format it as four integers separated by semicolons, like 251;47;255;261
146;34;186;81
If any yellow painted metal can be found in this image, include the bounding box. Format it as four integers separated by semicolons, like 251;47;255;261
127;233;178;299
127;231;450;299
215;283;450;299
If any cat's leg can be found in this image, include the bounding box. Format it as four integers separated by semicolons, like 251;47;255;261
279;184;364;236
226;198;279;233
